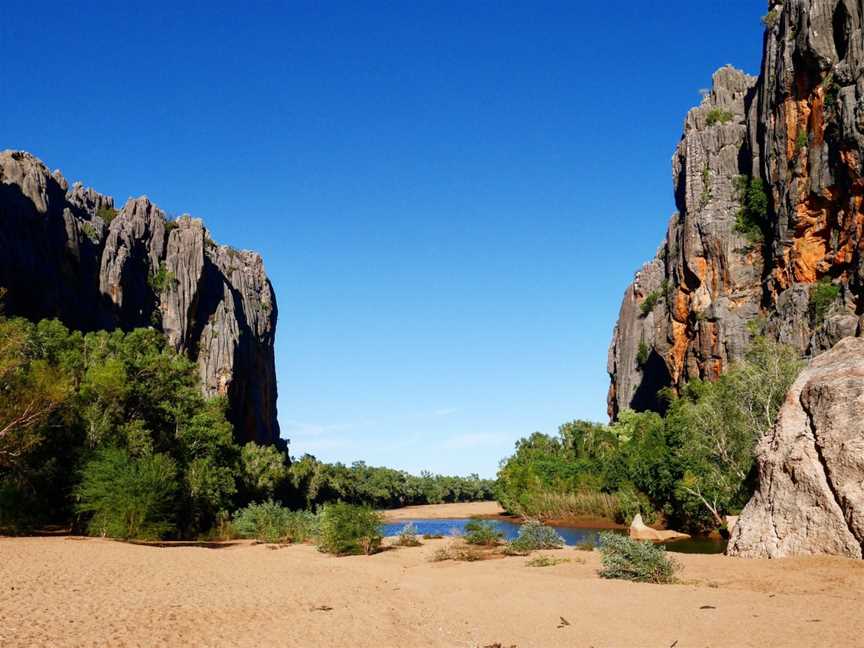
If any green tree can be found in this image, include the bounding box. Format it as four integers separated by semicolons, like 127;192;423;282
75;447;179;540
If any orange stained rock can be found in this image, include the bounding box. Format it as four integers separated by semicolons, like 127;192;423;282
672;288;690;323
669;321;689;383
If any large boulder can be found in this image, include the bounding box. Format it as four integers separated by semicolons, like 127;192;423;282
728;337;864;558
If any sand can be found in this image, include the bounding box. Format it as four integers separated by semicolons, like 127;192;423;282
2;533;863;648
381;500;506;521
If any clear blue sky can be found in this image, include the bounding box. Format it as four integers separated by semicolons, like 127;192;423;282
1;2;764;477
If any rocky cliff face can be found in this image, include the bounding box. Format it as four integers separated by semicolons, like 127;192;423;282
728;336;864;558
0;150;280;445
609;0;864;417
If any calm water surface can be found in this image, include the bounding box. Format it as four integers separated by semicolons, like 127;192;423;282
381;518;727;554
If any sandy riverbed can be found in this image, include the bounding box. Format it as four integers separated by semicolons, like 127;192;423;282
381;500;506;521
2;532;863;648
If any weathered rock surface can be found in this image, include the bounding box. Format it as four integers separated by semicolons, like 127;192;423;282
0;150;279;445
728;337;864;558
629;514;690;543
609;0;864;417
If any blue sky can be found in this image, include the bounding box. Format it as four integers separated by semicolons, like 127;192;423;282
1;2;765;477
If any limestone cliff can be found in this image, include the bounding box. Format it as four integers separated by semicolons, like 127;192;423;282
0;150;280;445
609;0;864;417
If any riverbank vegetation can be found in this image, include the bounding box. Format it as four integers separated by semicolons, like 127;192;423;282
496;336;802;533
0;316;494;538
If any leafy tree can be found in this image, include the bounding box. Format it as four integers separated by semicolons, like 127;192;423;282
75;447;178;540
241;442;288;500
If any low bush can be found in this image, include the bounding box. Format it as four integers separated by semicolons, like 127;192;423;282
525;555;572;567
317;502;383;555
422;533;444;539
395;522;421;547
809;278;840;325
639;291;660;317
597;532;679;584
463;520;503;546
75;448;178;540
575;539;595;551
431;542;485;562
705;108;734;126
507;520;564;552
232;501;319;543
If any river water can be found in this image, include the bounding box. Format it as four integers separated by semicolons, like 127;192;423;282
381;518;727;554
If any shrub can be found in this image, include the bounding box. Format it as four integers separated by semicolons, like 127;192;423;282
575;539;595;552
395;522;421;547
75;448;178;540
809;278;840;324
507;520;564;552
431;542;484;562
423;533;444;539
597;532;679;584
636;341;651;367
232;501;318;543
81;222;99;243
148;262;176;293
525;555;571;567
96;206;118;223
232;500;291;542
705;108;734;126
463;520;503;546
317;502;383;555
734;176;768;243
761;9;780;28
640;291;660;317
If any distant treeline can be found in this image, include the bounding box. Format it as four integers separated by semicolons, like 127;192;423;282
0;316;493;539
495;335;803;534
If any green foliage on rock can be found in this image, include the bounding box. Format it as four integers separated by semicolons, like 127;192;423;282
636;341;651;367
317;502;384;555
640;291;660;317
809;278;840;325
96;206;118;223
761;9;780;29
597;532;679;583
148;262;176;293
733;176;769;243
705;108;734;126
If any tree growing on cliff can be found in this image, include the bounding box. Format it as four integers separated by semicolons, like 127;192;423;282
667;336;803;527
